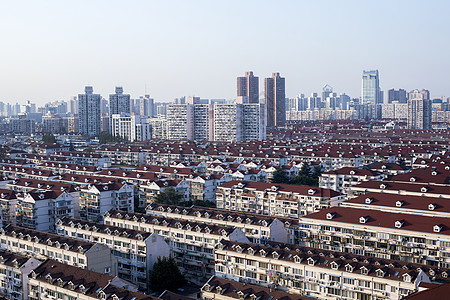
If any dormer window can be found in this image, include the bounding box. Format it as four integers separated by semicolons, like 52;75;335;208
260;250;266;257
431;171;437;176
421;187;428;193
308;189;316;195
307;257;315;266
410;177;416;182
345;264;354;273
365;197;373;204
330;261;339;270
395;220;404;228
433;225;443;233
326;212;335;220
360;267;368;275
272;252;279;259
428;203;436;210
376;269;385;277
350;170;355;175
248;248;254;255
396;201;403;207
380;184;386;189
359;216;368;224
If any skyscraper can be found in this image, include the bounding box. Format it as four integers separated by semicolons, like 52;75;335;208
264;72;285;127
109;86;130;116
407;89;432;129
78;86;101;136
362;70;381;105
237;71;259;103
387;88;407;103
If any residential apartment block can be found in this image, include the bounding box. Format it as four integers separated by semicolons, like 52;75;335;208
103;209;249;284
214;240;449;299
28;260;153;300
145;203;298;244
56;216;170;292
298;207;450;268
216;181;344;219
0;225;118;276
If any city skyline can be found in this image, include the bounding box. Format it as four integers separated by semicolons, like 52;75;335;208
1;1;449;104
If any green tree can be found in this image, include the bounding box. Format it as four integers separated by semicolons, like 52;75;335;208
98;131;124;144
299;163;310;176
42;134;56;143
0;147;7;159
271;167;290;184
154;187;183;205
290;175;318;186
311;165;322;179
149;256;186;293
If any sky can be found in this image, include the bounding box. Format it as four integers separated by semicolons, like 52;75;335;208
1;0;449;105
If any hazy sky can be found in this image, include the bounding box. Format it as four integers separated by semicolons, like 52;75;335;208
1;0;449;105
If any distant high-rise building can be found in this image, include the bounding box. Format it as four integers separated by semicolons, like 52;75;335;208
407;89;432;129
110;114;151;142
322;84;333;102
307;93;321;110
387;88;407;103
237;71;259;104
109;87;130;117
166;102;265;142
264;72;285;127
138;95;154;117
78;86;101;136
362;70;381;105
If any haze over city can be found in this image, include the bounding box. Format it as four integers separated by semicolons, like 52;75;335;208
1;0;449;104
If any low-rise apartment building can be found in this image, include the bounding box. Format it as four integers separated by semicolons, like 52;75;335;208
349;180;450;199
319;167;384;194
146;203;298;244
299;207;450;268
216;181;344;219
340;192;450;218
214;240;450;300
79;182;134;222
201;276;313;300
103;209;249;284
28;260;153;300
16;190;74;232
56;216;170;293
0;225;117;276
0;249;40;300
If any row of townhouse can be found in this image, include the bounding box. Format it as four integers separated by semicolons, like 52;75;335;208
0;165;57;181
145;203;299;244
95;146;146;166
214;240;450;300
216;181;344;219
298;206;450;268
28;260;154;300
340;192;450;218
0;249;41;300
96;167;227;205
0;225;117;276
44;151;111;168
319;167;384;195
0;187;75;232
103;209;249;284
56;216;170;293
78;182;134;222
201;276;313;300
6;175;135;224
348;180;450;199
35;162;101;176
389;164;450;186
